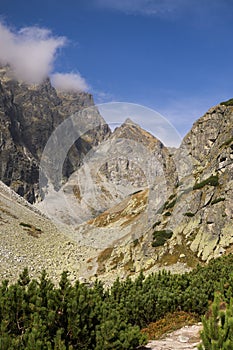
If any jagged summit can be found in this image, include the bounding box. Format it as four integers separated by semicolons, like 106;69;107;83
41;104;177;232
123;117;140;126
0;63;233;282
111;115;163;150
84;100;233;281
0;65;110;202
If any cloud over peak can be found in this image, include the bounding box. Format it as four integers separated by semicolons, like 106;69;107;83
0;21;89;92
0;22;66;84
51;72;89;92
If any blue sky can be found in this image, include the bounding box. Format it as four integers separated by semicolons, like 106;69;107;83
1;0;233;143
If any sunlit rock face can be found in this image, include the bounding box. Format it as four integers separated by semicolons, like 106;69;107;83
89;103;233;280
1;64;233;280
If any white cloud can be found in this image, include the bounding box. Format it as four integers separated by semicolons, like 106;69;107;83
0;22;66;84
51;72;89;92
0;21;89;92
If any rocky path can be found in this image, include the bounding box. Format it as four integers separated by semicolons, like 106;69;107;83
143;324;202;350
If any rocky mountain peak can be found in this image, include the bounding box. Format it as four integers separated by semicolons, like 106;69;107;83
0;64;110;202
85;99;233;281
123;117;140;126
111;117;163;152
182;103;233;168
0;64;13;80
1;65;233;282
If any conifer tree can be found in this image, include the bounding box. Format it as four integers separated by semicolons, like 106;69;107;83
198;294;233;350
54;329;67;350
18;268;30;287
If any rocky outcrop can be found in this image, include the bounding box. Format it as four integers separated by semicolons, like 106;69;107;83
40;118;178;228
0;65;110;202
144;324;202;350
169;104;233;261
86;103;233;281
147;104;233;261
1;65;233;281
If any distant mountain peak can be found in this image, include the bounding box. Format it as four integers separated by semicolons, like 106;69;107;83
111;116;163;150
123;117;139;126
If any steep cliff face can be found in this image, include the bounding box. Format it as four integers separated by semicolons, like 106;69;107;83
168;103;233;261
1;66;233;282
90;103;233;282
99;118;178;192
0;66;110;202
41;119;178;229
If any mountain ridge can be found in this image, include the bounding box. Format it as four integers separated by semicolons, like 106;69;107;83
0;65;110;203
0;66;233;284
84;102;233;282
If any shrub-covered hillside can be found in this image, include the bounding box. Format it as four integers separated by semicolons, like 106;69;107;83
2;255;233;349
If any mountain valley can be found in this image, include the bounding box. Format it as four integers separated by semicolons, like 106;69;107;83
0;65;233;286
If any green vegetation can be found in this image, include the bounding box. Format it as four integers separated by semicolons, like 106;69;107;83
3;255;233;348
168;193;176;201
198;294;233;349
211;197;225;205
165;199;176;209
19;222;32;228
131;189;143;195
156;205;164;214
163;197;177;210
152;220;161;229
155;195;177;216
152;229;173;247
193;175;219;190
0;269;146;350
220;98;233;106
221;137;233;148
184;212;195;217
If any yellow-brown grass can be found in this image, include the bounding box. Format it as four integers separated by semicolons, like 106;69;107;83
141;311;199;340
